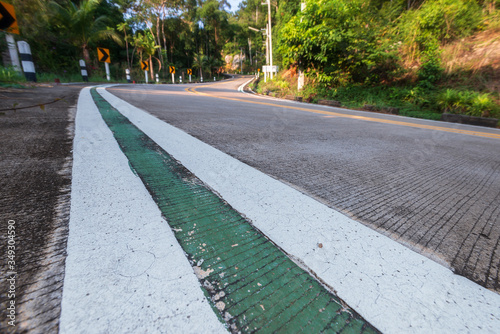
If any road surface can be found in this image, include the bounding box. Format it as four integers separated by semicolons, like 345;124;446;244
2;77;500;333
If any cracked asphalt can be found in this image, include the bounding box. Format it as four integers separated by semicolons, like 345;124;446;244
1;77;500;332
0;84;81;333
109;77;500;293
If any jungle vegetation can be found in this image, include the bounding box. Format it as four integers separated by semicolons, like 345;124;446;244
1;0;499;119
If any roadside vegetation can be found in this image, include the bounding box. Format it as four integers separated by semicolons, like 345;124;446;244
0;0;254;85
250;0;500;122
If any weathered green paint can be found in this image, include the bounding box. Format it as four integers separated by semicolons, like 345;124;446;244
91;88;380;334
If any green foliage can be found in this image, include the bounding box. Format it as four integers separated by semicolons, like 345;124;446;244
437;89;499;117
0;65;26;83
400;0;482;44
278;0;403;86
417;47;443;89
50;0;123;62
256;77;289;96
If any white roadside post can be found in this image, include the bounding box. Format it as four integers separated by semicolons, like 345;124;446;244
79;59;88;82
17;41;36;82
189;74;192;82
180;75;182;84
171;72;175;83
104;62;110;81
5;34;21;72
156;73;159;83
125;68;131;83
214;77;216;82
144;71;148;84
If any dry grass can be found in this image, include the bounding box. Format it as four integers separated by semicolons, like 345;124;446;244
441;29;500;74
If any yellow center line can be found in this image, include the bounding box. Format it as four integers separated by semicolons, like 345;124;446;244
185;84;500;140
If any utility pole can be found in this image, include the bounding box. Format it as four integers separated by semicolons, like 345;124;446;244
265;23;269;67
298;2;306;91
249;26;266;76
240;48;243;73
263;0;273;79
248;38;252;66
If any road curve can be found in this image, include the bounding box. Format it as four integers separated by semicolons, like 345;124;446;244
109;77;500;293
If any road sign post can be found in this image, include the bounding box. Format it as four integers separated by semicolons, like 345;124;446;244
97;47;111;81
104;62;110;81
187;69;192;83
141;61;149;83
1;2;21;71
169;66;175;84
17;41;36;82
80;59;88;82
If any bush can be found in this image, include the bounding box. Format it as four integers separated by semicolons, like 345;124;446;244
437;89;499;117
0;66;26;83
399;0;482;47
417;48;443;88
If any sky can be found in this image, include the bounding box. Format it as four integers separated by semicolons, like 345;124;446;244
227;0;242;12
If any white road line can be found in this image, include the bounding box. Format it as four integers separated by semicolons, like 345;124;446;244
100;87;500;334
60;87;228;333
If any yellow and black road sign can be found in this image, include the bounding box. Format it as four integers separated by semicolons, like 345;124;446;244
141;61;149;71
169;66;175;74
0;1;19;35
187;69;192;75
97;48;110;63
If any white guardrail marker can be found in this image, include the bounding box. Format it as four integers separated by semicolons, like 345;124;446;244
17;41;36;82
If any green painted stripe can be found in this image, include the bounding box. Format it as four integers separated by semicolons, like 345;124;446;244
91;88;380;334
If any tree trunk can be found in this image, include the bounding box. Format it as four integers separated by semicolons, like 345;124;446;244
83;46;90;64
149;56;154;80
156;15;163;64
124;30;130;69
83;46;91;76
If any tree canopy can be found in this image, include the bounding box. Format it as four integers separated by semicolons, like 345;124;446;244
1;0;498;85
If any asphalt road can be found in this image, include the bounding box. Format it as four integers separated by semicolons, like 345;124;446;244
108;76;500;293
0;84;82;332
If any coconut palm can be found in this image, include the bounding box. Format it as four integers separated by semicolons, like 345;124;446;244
50;0;122;64
192;52;208;80
117;22;131;69
132;31;159;80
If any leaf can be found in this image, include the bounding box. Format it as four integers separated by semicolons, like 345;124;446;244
39;104;45;111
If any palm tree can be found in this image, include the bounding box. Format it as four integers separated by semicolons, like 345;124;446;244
117;22;131;69
132;32;159;80
192;52;208;80
50;0;122;64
